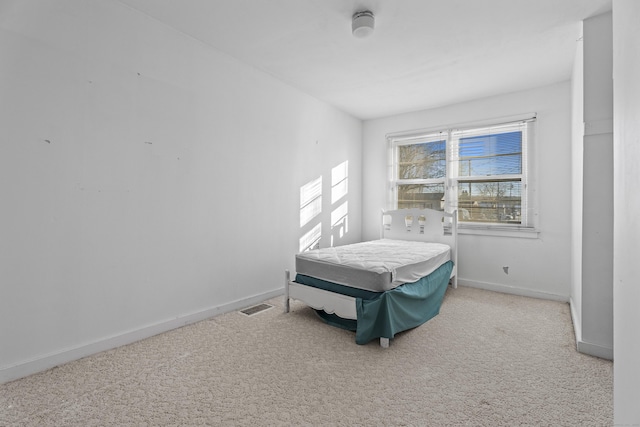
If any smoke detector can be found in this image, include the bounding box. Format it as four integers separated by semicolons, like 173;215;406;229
352;10;375;38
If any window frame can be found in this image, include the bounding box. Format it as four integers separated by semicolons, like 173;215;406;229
387;114;539;238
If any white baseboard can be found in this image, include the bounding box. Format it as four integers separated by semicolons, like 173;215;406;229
569;296;582;344
0;288;283;385
576;339;613;360
456;278;569;302
569;297;613;360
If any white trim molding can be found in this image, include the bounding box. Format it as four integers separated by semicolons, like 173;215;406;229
457;278;569;302
576;338;614;360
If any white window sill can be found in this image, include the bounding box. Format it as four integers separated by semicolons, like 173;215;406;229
446;225;540;239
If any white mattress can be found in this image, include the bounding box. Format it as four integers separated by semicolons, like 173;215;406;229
295;239;451;293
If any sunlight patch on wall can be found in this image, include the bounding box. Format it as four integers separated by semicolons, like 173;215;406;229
331;161;348;204
299;161;350;250
299;222;322;252
299;176;322;228
299;175;323;252
330;161;349;247
330;201;349;247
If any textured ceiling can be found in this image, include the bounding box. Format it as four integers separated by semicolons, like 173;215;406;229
118;0;611;120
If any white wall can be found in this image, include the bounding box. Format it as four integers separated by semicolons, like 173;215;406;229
0;0;362;382
612;0;640;423
577;11;614;359
569;11;614;361
363;82;572;300
570;21;584;344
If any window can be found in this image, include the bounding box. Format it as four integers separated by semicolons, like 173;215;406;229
389;116;535;230
395;135;446;211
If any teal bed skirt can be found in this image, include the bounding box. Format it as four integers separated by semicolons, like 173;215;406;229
295;260;453;345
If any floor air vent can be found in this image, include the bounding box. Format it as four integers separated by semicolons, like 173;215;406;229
240;303;273;316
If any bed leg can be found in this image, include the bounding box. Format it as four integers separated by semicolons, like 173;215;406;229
284;270;290;313
380;337;389;348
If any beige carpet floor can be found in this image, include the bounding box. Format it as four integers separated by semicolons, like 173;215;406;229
0;286;612;426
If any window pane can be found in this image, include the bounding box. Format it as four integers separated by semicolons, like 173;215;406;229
398;183;444;210
398;140;446;180
458;131;521;177
457;180;521;223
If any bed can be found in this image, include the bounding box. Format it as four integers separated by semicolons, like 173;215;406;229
285;208;458;348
